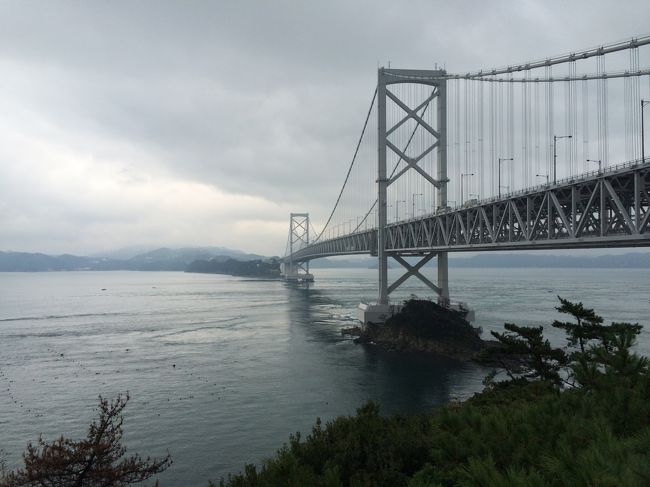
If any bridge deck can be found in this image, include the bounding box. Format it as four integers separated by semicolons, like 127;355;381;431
288;160;650;262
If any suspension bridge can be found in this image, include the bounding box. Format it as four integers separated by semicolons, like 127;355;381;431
282;35;650;324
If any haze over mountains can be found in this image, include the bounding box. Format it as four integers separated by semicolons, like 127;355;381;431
1;247;650;272
0;247;268;272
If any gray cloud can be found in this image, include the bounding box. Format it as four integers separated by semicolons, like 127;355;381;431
0;0;649;255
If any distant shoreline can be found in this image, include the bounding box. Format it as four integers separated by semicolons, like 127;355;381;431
2;248;650;272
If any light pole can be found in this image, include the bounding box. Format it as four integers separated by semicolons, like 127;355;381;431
586;159;602;175
535;173;549;185
461;173;474;205
498;158;513;198
642;99;649;163
395;199;406;221
411;193;423;218
553;135;572;184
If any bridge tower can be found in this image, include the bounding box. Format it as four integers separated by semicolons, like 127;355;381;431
281;212;314;282
360;68;450;324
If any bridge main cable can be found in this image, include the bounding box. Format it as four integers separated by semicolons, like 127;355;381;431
463;35;650;78
313;88;377;243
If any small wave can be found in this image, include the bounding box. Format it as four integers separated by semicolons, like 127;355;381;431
0;312;131;323
153;316;246;339
4;330;83;339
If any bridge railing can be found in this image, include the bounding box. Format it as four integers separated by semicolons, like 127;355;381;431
474;158;648;206
394;158;649;223
290;158;650;254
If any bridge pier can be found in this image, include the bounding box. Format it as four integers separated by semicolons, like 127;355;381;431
357;251;454;324
437;252;449;307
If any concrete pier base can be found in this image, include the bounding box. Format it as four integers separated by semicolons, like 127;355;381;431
357;302;402;325
283;273;314;283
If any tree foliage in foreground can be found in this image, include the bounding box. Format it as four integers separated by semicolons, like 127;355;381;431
217;297;650;487
1;393;171;487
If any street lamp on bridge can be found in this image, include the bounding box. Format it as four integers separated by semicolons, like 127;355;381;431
395;199;406;221
411;193;423;218
586;159;602;175
461;173;474;205
536;173;549;185
553;134;572;184
498;158;513;198
642;99;649;163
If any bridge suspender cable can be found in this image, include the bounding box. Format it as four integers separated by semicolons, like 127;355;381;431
350;92;435;233
313;88;378;243
307;34;650;248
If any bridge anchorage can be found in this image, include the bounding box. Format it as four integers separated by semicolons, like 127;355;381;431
283;35;650;325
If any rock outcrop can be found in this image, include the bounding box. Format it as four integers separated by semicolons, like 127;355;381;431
345;299;488;361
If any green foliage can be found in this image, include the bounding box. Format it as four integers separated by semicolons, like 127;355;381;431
2;394;171;487
219;402;436;487
488;323;567;386
218;298;650;486
0;451;7;484
553;296;604;353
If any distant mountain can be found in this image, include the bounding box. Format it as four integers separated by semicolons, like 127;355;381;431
93;245;263;262
90;245;159;260
123;247;266;271
3;249;650;272
449;252;650;268
0;247;271;272
0;251;121;271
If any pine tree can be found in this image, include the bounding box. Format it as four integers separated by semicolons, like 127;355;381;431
552;296;605;355
489;323;567;386
1;393;171;487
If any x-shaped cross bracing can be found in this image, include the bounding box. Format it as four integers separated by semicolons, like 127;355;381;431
385;88;444;189
387;253;440;296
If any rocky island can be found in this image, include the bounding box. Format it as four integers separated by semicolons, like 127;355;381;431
185;257;281;278
344;299;492;361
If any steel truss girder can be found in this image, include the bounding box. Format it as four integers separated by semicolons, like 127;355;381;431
288;161;650;262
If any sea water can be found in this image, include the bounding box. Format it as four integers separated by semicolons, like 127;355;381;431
0;268;648;484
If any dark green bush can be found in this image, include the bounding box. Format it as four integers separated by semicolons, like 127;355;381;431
217;298;650;487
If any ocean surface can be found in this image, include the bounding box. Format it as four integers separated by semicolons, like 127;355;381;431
1;268;649;484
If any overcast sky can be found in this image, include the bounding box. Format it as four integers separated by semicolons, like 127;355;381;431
1;0;649;256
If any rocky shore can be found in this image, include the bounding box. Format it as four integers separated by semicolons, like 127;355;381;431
342;299;499;362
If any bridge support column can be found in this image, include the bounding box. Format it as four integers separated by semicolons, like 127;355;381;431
377;68;389;305
436;71;450;307
437;252;449;306
361;68;453;324
281;213;314;283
